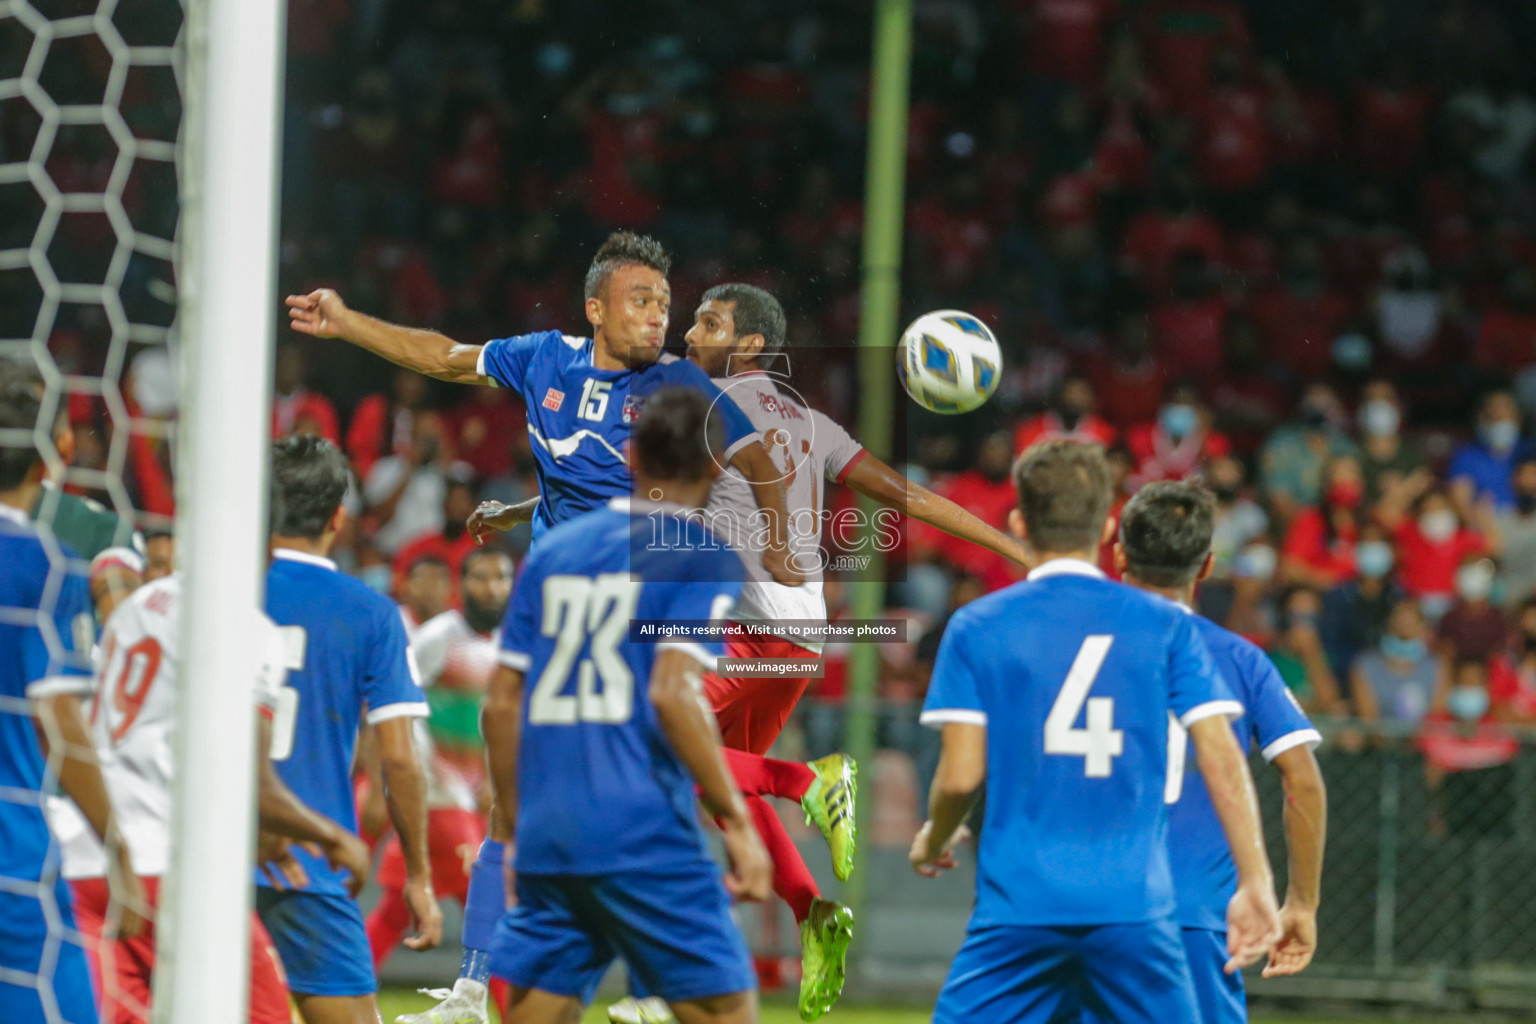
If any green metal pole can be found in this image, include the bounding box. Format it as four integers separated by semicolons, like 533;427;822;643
844;0;912;954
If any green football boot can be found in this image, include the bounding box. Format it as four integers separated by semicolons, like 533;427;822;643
800;753;858;882
798;899;855;1021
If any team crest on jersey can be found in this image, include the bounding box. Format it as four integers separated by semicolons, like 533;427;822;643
542;388;564;411
622;393;646;423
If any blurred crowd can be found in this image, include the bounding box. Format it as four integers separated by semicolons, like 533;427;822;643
20;0;1536;834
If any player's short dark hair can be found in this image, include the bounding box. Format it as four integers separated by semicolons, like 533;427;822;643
1012;440;1113;555
633;387;723;482
701;282;787;355
584;231;672;300
462;545;512;578
1118;480;1216;587
269;434;349;540
0;367;44;490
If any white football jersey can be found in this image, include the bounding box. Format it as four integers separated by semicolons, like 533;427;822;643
48;576;288;878
409;609;499;811
706;371;867;652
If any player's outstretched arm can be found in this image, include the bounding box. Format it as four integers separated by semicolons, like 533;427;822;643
33;693;148;938
845;454;1031;568
252;716;371;896
911;722;986;877
286;288;486;385
1263;744;1327;978
727;443;805;586
376;716;444;950
650;649;772;901
482;664;523;840
1188;716;1283;973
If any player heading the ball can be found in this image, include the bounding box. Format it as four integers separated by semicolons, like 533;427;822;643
912;439;1282;1024
482;387;771;1024
286;230;801;587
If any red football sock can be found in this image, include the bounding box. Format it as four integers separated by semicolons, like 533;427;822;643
747;795;820;923
364;887;412;970
724;747;815;801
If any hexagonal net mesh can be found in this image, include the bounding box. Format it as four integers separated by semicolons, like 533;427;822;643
0;0;180;1018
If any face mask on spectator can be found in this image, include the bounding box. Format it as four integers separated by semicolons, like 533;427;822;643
1234;544;1277;580
1325;480;1363;508
1455;563;1495;602
1159;403;1197;439
1359;399;1400;439
1356;541;1394;578
358;564;393;594
1447;685;1490;722
1481;419;1521;454
1419;509;1459;543
1382;634;1426;662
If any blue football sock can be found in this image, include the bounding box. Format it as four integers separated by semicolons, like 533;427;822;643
459;839;506;982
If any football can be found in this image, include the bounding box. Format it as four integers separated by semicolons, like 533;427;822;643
896;309;1002;414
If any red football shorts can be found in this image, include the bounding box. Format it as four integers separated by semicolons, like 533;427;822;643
703;630;821;754
71;875;290;1024
376;807;486;902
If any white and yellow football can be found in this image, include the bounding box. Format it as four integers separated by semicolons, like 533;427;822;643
896;309;1002;414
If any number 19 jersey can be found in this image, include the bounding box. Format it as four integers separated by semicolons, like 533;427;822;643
920;559;1240;927
499;498;743;876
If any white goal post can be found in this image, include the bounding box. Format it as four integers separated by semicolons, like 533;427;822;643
155;0;285;1018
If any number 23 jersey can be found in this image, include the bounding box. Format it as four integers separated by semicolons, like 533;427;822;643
920;559;1241;928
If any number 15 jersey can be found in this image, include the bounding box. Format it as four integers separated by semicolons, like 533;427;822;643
920;558;1240;928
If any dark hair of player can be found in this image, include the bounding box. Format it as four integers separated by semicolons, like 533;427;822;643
0;370;43;490
1011;439;1113;554
701;282;787;355
269;434;349;540
1118;480;1216;588
584;231;672;301
632;387;724;483
461;545;511;578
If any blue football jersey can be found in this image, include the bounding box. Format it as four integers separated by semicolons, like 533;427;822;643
261;549;427;894
1168;613;1320;931
0;506;94;882
498;498;743;875
920;559;1241;928
478;332;758;538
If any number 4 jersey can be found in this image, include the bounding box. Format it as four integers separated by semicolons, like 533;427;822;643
919;558;1241;928
498;497;744;876
49;575;289;879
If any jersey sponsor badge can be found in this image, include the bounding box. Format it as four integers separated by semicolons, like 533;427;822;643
543;388;565;411
622;393;645;423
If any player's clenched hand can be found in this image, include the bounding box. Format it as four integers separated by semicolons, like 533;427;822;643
285;289;350;339
1261;902;1318;978
402;876;444;951
255;834;311;890
719;818;772;902
468;500;533;544
1224;882;1283;974
910;822;970;877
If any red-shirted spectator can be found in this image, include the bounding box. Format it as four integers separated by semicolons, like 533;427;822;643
1379;476;1494;613
446;388;526;482
1247;238;1351;382
1489;599;1536;722
390;475;481;597
1120;171;1227;294
1476;266;1536;373
1192;50;1269;193
1126;381;1233;484
1088;312;1170;431
1281;454;1367;589
1016;0;1121;87
271;341;340;445
1352;56;1435;180
1134;0;1252;111
1149;249;1229;382
1419;660;1520;776
431;106;505;209
910;433;1020;592
1014;377;1118;454
347;367;428;481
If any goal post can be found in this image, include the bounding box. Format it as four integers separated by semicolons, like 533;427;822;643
154;0;285;1018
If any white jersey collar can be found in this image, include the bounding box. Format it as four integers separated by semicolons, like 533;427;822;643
272;548;338;572
1026;557;1107;582
610;496;694;517
0;503;29;526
